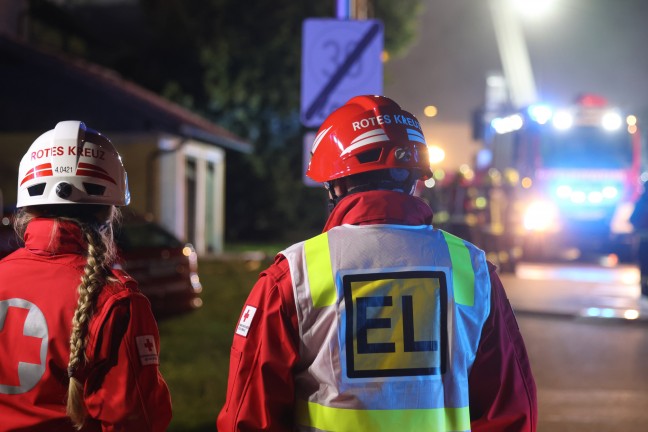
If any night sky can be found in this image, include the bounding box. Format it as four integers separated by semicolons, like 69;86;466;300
385;0;648;169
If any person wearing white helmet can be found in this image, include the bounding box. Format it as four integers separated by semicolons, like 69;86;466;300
217;95;537;431
0;121;172;431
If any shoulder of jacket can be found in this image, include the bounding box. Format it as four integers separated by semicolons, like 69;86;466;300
111;268;137;287
97;268;139;301
261;253;292;282
93;271;147;318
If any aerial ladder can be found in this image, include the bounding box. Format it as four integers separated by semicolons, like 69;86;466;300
468;0;539;269
487;0;538;108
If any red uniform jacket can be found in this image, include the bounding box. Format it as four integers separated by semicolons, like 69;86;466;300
217;191;537;431
0;219;172;431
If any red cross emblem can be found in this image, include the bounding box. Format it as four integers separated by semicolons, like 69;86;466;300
236;305;257;337
136;335;159;366
0;306;43;387
143;337;154;353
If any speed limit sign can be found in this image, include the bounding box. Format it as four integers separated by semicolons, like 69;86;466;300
300;18;384;128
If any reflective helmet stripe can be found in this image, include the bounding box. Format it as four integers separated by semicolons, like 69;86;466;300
306;95;432;183
16;120;130;208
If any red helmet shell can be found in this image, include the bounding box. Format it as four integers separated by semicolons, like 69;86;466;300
306;95;432;183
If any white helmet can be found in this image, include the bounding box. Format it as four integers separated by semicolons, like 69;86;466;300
17;121;130;208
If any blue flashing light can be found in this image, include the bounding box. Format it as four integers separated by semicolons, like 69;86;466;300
528;104;553;124
556;184;572;199
552;182;621;207
571;190;586;204
492;114;524;134
601;111;623;131
585;307;601;317
552;110;573;130
602;186;619;199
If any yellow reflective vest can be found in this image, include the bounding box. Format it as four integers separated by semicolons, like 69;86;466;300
281;224;492;432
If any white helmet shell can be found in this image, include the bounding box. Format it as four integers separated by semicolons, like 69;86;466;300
17;121;130;208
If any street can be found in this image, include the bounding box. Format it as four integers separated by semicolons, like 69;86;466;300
503;262;648;431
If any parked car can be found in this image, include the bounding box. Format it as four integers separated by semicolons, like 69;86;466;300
114;211;203;318
0;212;19;259
0;208;202;318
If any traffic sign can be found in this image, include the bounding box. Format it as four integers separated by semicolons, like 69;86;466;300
300;18;384;128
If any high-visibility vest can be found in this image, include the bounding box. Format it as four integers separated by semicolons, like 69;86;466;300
281;224;491;432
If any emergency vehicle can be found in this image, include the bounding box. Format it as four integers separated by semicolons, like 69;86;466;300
476;94;642;262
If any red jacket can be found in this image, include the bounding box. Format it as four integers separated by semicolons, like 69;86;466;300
217;191;537;431
0;219;172;431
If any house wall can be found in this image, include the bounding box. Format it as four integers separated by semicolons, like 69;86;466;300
158;137;225;254
113;133;226;255
109;132;159;218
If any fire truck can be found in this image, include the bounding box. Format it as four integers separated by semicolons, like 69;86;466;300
475;94;642;263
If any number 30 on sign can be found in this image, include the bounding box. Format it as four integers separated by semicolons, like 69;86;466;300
300;19;384;128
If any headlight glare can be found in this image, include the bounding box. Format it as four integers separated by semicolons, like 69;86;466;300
523;201;557;232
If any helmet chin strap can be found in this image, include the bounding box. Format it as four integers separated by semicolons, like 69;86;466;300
325;181;341;212
325;176;417;212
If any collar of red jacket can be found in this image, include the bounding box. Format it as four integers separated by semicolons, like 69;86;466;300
24;218;86;256
323;190;434;232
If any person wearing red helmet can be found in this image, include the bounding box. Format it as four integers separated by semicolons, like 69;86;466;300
0;121;172;431
217;95;537;431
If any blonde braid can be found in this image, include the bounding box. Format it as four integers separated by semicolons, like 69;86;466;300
14;205;119;428
66;224;112;429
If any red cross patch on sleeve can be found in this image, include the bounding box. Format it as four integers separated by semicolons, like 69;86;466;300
135;335;159;366
235;305;257;337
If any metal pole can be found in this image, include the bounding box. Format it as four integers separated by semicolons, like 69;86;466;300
336;0;369;20
356;0;368;20
336;0;350;19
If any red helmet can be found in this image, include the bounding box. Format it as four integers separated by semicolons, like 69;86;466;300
306;95;432;183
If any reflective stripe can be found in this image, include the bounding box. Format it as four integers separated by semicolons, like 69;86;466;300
304;230;476;307
0;298;48;395
296;399;471;432
290;226;488;430
441;230;475;306
304;233;336;307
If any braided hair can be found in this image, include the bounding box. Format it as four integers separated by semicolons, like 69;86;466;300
15;205;119;429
